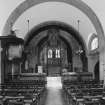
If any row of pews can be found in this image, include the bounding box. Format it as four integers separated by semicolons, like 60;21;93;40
63;80;105;105
0;79;47;105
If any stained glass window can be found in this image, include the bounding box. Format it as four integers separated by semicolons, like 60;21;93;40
48;48;61;58
56;49;60;58
48;49;52;58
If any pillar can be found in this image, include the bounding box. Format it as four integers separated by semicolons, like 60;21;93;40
0;41;3;84
88;55;94;73
88;54;99;79
100;48;105;80
99;32;105;81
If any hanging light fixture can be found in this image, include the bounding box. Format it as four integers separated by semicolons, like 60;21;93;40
75;46;83;55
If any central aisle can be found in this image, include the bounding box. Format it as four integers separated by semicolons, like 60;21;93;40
44;77;66;105
45;88;64;105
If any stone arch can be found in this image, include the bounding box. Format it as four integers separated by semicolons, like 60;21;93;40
2;0;105;49
25;21;88;72
24;21;87;52
26;26;74;72
88;33;99;54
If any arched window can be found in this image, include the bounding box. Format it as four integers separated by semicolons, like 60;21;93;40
48;49;52;58
88;33;99;52
91;37;98;50
56;49;60;58
48;49;61;58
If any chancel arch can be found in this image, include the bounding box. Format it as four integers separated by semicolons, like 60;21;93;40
25;21;87;51
23;21;88;76
3;0;104;41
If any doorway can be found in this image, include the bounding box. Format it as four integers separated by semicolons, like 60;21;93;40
94;61;99;81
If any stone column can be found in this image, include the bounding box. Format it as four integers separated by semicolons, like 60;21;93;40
88;55;95;79
88;55;93;73
99;35;105;81
0;41;3;84
100;48;105;80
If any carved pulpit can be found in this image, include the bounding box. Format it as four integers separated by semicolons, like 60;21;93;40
0;30;24;82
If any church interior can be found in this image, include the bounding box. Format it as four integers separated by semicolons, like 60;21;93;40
0;0;105;105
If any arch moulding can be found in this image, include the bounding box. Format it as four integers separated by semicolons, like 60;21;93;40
2;0;105;51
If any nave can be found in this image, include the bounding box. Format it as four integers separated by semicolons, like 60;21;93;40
1;0;105;105
44;77;65;105
0;25;104;105
39;77;66;105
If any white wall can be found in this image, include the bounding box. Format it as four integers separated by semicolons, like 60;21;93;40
0;0;25;35
83;0;105;34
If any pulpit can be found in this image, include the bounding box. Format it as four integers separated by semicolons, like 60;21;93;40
0;30;24;83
